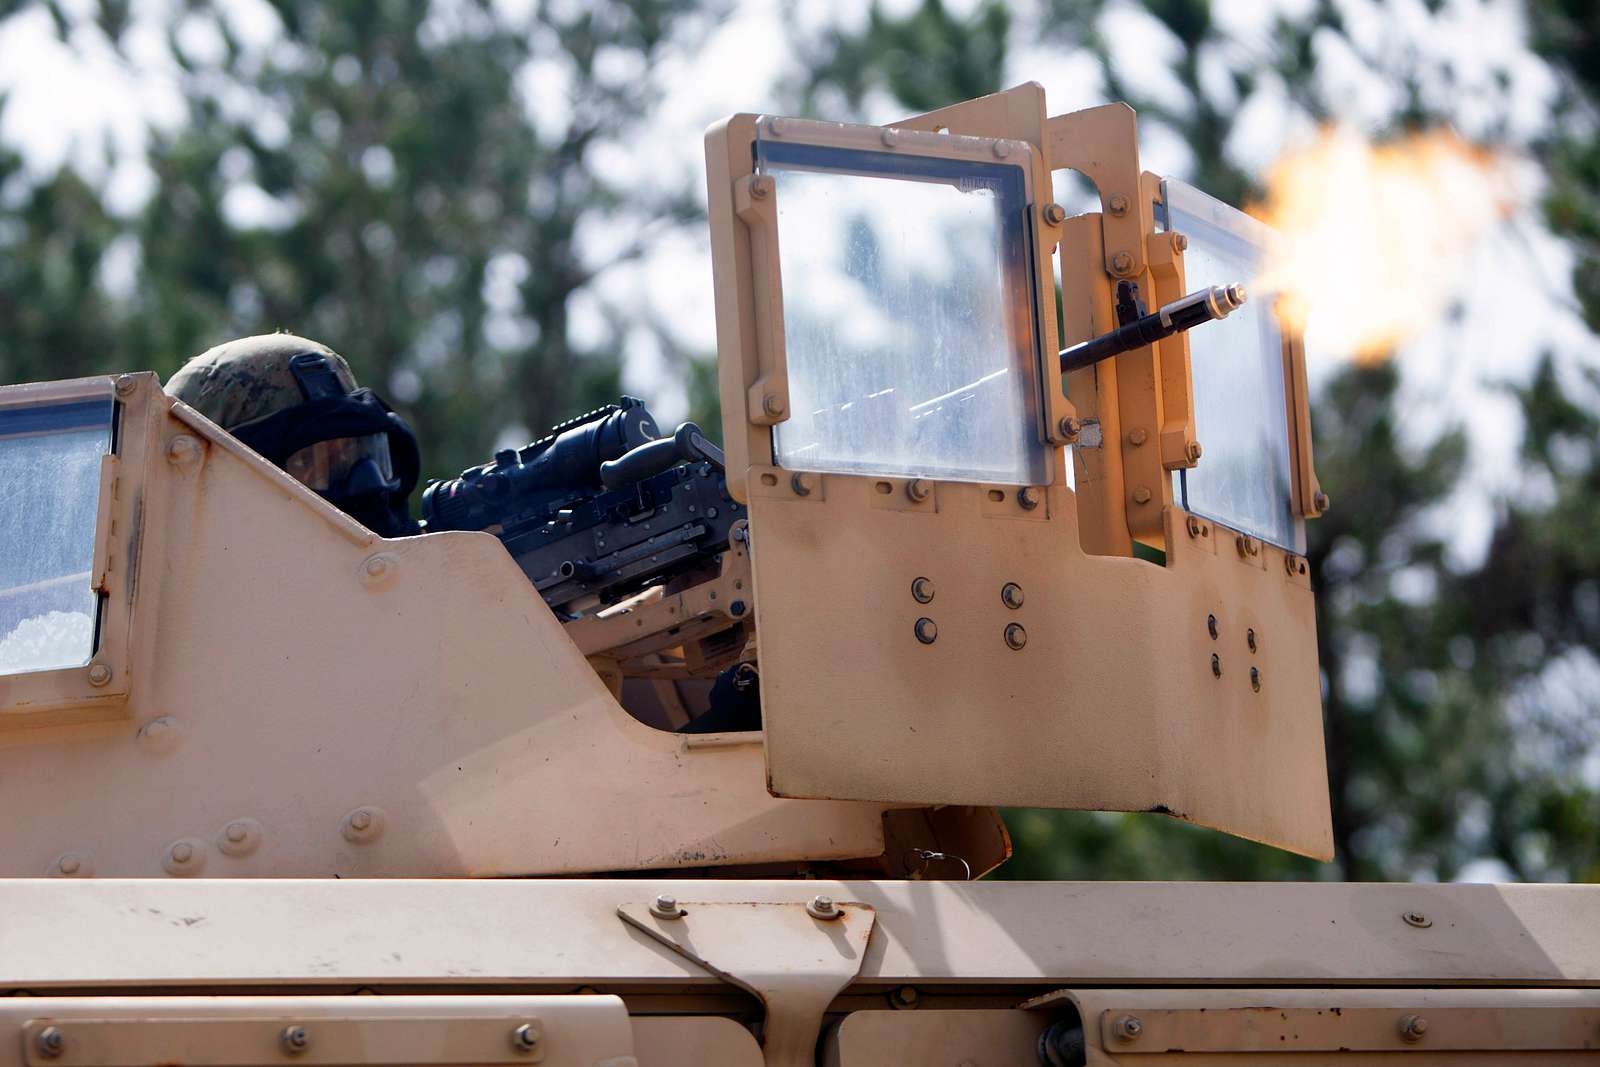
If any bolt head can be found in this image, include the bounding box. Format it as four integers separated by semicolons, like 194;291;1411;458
1132;486;1152;505
1042;202;1067;225
913;617;938;645
58;855;80;875
1111;251;1135;275
1250;666;1261;692
789;472;813;497
911;577;935;604
807;894;842;919
166;434;201;466
1399;1014;1428;1041
905;478;932;503
1185;440;1203;462
1313;489;1332;513
1000;582;1024;610
1211;653;1222;678
86;662;112;687
1113;1014;1143;1041
992;141;1011;159
1108;194;1130;217
114;374;138;397
226;822;248;843
749;175;772;199
1172;231;1190;252
37;1026;65;1057
881;128;900;148
364;556;389;578
762;393;785;417
1017;486;1042;510
651;893;683;919
1128;427;1148;447
1058;416;1081;439
511;1023;541;1052
281;1025;310;1054
1004;623;1027;650
1403;910;1433;928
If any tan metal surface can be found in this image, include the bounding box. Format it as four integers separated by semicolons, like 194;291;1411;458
619;899;875;1066
629;1018;760;1067
1;880;1597;988
823;1010;1044;1067
1035;988;1600;1063
0;375;891;877
0;997;635;1067
750;475;1332;858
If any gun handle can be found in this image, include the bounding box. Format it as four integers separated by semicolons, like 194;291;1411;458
599;422;722;490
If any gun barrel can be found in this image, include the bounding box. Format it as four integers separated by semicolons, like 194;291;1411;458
1059;283;1246;374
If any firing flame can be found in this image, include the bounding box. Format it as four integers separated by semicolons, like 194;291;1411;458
1249;127;1515;361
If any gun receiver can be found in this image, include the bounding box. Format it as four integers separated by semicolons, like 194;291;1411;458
422;398;743;614
1059;283;1247;373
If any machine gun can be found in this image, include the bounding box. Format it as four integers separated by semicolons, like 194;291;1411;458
421;397;743;615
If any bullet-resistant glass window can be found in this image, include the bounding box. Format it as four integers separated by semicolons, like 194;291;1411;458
1162;178;1301;552
0;393;114;675
756;133;1049;486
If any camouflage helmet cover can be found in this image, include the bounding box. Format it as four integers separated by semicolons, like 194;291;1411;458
166;334;359;430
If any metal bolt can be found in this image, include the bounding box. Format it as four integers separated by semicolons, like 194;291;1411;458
790;472;814;497
364;556;389;578
1314;489;1332;513
1187;516;1204;539
1113;1015;1143;1041
1185;440;1203;462
114;374;138;397
1207;614;1219;640
349;810;372;832
170;842;193;864
1108;194;1130;217
1001;583;1024;610
890;985;920;1009
1042;202;1067;225
881;127;900;148
166;434;201;466
58;855;80;875
1250;666;1261;692
1017;486;1042;511
749;175;772;201
281;1025;311;1055
1004;623;1027;651
1132;486;1152;505
1247;628;1257;653
807;894;841;920
1211;653;1222;678
511;1023;541;1053
1058;416;1081;440
911;577;935;604
914;617;938;645
37;1026;65;1058
1128;427;1148;447
1172;231;1190;252
767;117;787;137
762;393;785;417
1403;910;1432;928
225;822;249;843
342;807;384;843
1111;251;1135;275
86;662;112;687
729;599;747;617
1399;1015;1428;1042
992;141;1011;159
1236;534;1260;558
651;893;683;919
731;525;748;545
906;478;932;503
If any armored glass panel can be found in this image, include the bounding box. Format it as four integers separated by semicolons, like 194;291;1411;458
0;394;114;674
1161;178;1301;552
756;135;1048;485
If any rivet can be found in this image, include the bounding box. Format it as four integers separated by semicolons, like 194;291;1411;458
1004;623;1027;650
50;851;92;878
651;893;684;919
890;985;920;1009
163;838;206;876
790;472;814;497
914;617;938;645
1185;440;1203;462
364;556;389;578
114;374;138;397
1187;516;1203;539
1128;428;1148;447
1111;251;1135;275
1399;1015;1428;1042
1113;1015;1143;1041
281;1025;311;1055
1171;231;1190;252
1000;583;1024;610
767;117;787;137
1107;194;1129;217
166;434;202;467
511;1023;541;1053
749;174;772;200
906;478;932;503
86;662;112;687
1042;202;1067;225
217;818;262;857
992;141;1011;159
1017;486;1042;511
1132;486;1152;505
36;1026;65;1058
1250;666;1261;692
881;128;900;148
762;393;785;417
1211;653;1222;678
807;894;841;920
1403;910;1432;928
341;807;385;843
911;577;935;604
1058;416;1081;439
